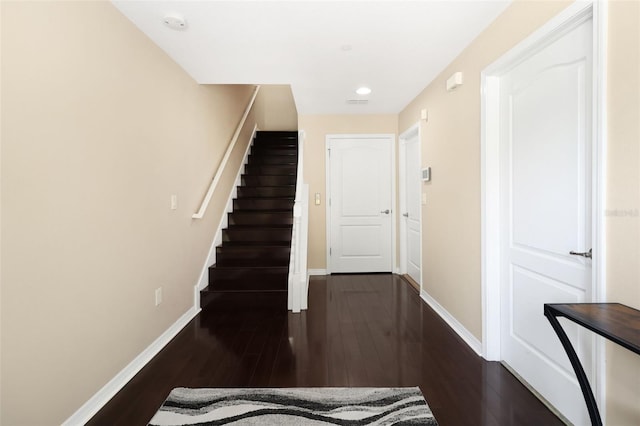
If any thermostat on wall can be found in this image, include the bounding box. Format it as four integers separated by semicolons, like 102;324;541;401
422;167;431;182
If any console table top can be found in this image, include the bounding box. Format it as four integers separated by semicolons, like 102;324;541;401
544;303;640;355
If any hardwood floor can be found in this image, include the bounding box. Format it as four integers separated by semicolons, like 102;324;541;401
87;274;562;425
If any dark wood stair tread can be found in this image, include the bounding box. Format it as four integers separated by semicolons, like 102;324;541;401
234;197;294;201
202;288;287;293
221;241;292;247
240;184;295;187
216;260;290;267
226;224;293;229
231;211;293;214
217;244;291;250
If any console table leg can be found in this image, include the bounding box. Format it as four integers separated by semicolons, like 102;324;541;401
544;307;602;426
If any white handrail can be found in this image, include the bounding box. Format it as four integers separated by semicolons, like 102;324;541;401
192;85;261;219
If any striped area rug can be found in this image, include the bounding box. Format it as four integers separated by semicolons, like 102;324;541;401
148;387;438;425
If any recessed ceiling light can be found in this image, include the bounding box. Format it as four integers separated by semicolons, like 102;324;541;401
356;87;372;96
163;14;187;31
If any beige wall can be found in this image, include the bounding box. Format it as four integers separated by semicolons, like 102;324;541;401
298;115;398;270
1;2;256;424
255;85;298;131
399;0;640;423
605;1;640;423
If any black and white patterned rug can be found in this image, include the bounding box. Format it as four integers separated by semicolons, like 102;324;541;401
148;387;438;425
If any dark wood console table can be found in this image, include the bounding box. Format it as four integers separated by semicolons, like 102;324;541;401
544;303;640;426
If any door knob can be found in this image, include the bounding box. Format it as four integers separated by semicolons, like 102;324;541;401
569;248;592;259
380;209;390;214
402;212;409;217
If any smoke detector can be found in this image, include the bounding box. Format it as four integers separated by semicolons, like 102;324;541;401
163;14;187;31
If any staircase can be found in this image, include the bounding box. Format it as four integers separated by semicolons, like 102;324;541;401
200;131;298;310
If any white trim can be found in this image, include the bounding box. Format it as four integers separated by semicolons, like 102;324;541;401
592;0;608;419
391;136;397;274
421;289;482;356
480;0;606;414
480;74;502;361
398;123;422;288
62;307;199;426
192;85;260;219
325;134;396;274
592;0;607;306
308;269;327;276
481;2;594;77
325;142;332;273
398;128;408;275
193;125;257;308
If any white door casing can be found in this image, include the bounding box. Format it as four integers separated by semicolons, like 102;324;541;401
481;2;606;425
399;124;422;285
326;135;395;273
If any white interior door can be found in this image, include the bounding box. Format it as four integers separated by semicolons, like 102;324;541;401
327;135;393;273
400;127;422;284
500;17;593;425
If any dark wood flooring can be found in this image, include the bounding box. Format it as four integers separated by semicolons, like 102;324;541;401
87;274;562;425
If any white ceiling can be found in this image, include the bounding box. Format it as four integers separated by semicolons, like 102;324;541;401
112;0;511;115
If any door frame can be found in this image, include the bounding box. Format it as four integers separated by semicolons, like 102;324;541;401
480;0;607;414
399;123;422;286
325;134;397;274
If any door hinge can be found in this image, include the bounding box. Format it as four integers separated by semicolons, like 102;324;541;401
330;248;332;255
328;148;331;157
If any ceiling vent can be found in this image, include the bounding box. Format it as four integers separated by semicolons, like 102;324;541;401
346;99;369;105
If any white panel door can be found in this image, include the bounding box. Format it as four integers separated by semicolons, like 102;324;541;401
328;136;393;273
401;131;421;284
500;18;593;425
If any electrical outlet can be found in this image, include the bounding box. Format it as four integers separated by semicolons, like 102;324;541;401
155;287;162;306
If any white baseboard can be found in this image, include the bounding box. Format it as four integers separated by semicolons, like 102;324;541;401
308;269;327;276
62;306;199;426
420;289;483;356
